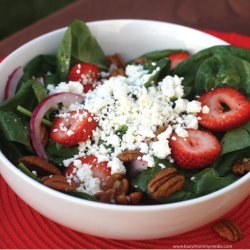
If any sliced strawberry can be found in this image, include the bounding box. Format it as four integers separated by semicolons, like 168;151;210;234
198;87;250;132
50;109;97;146
168;52;190;70
65;163;76;177
68;63;99;93
67;155;111;182
169;129;221;169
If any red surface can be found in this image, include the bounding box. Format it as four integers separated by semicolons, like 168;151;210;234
0;30;250;249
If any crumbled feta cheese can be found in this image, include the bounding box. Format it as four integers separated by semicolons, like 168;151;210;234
202;105;210;114
183;114;199;129
108;157;126;175
186;100;202;113
151;140;171;159
175;98;188;113
142;154;155;167
47;81;84;95
59;64;202;195
157;126;172;140
175;126;188;138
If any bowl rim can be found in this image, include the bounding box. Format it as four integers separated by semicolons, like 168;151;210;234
0;19;249;212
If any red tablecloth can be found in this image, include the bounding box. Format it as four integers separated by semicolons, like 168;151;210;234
0;30;249;249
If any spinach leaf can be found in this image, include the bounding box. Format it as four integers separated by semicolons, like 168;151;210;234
32;81;47;102
57;27;72;81
221;127;250;155
69;191;97;201
46;140;78;167
18;163;41;182
0;110;32;150
22;55;57;83
115;125;128;137
243;121;250;133
132;166;161;192
195;55;250;95
1;80;38;112
44;73;60;86
173;45;250;97
190;168;235;195
0;132;28;164
132;49;184;62
69;20;108;70
144;58;170;88
211;147;250;176
158;190;197;203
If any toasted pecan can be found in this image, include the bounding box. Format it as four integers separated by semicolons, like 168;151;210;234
117;150;142;162
213;219;242;242
116;192;143;205
106;53;126;68
147;167;185;198
232;159;250;175
41;175;78;192
18;156;62;177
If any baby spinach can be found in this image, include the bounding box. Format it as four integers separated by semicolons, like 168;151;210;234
132;166;161;192
57;19;108;74
189;168;235;196
173;45;250;98
1;80;39;112
18;163;41;182
22;55;57;84
131;49;184;62
57;27;72;81
195;55;250;95
221;127;250;155
211;147;250;176
0;110;32;150
143;58;170;88
69;191;97;201
46;140;78;167
32;81;47;102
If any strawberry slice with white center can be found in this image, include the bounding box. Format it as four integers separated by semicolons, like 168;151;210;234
65;155;111;182
168;52;190;70
169;129;221;169
198;87;250;132
50;109;97;146
69;62;99;93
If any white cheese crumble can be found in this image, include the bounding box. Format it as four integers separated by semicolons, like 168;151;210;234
56;64;206;195
47;81;84;95
202;105;210;114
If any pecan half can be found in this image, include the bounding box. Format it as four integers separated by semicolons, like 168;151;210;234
133;57;147;64
153;125;168;142
18;156;62;177
95;189;116;203
232;159;250;175
101;173;129;194
106;53;126;77
116;192;143;205
106;53;125;69
41;175;78;192
117;150;142;162
147;167;185;198
110;67;125;77
95;174;130;203
213;219;242;242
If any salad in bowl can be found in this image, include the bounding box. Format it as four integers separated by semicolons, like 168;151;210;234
0;20;249;206
0;19;249;240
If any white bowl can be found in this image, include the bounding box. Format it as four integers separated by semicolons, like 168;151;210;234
0;20;249;240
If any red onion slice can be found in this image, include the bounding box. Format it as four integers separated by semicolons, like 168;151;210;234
4;66;24;100
30;92;84;159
